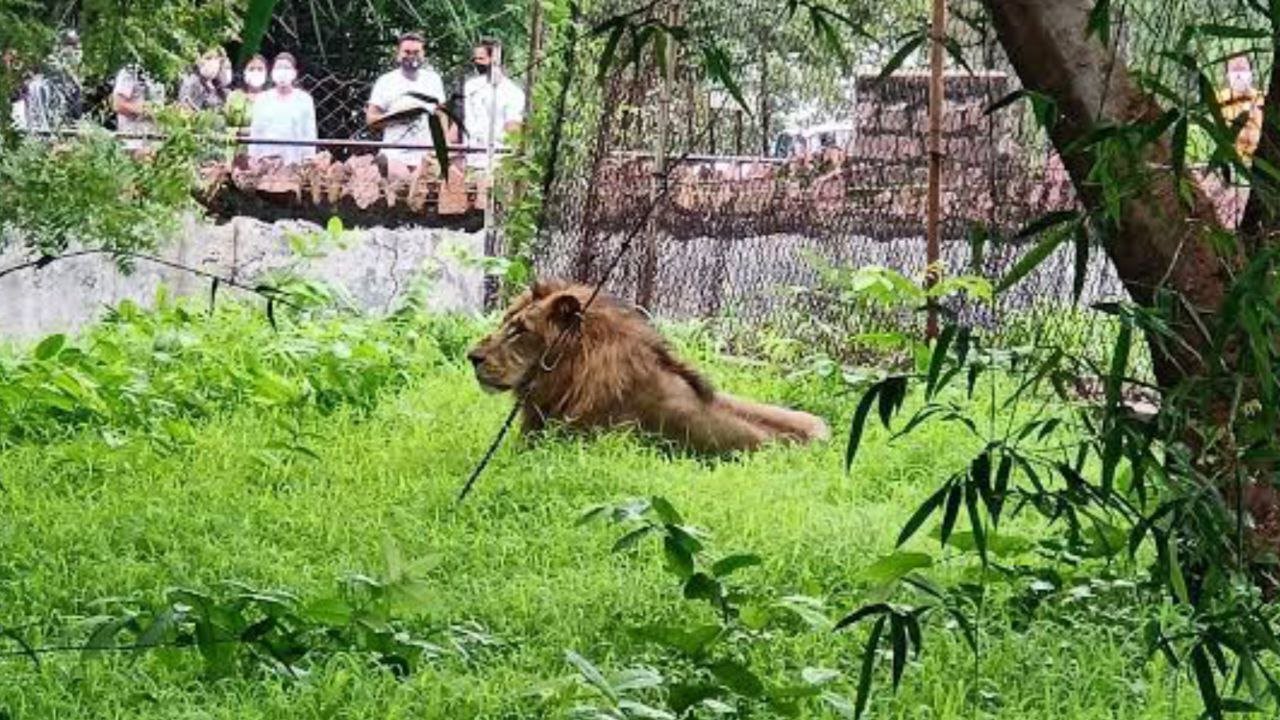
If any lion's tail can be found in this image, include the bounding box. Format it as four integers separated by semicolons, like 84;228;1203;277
715;394;830;444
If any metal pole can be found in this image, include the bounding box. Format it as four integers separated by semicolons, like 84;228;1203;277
482;45;503;309
925;0;946;341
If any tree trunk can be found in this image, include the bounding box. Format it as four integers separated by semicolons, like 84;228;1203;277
983;0;1236;389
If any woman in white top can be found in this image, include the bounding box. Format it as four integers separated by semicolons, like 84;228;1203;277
247;53;317;166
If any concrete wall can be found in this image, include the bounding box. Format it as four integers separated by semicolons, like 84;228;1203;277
0;215;486;341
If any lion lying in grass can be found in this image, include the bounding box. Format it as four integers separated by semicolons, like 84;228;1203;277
467;280;830;453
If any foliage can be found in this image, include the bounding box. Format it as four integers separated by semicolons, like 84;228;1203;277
2;0;244;85
556;496;858;719
0;110;213;265
835;237;1280;718
25;539;499;680
0;290;471;450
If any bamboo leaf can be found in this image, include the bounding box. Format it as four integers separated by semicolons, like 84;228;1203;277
854;615;887;719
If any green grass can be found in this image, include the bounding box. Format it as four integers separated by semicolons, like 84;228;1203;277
0;309;1202;719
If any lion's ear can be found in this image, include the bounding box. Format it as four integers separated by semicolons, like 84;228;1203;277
531;280;553;299
549;293;583;326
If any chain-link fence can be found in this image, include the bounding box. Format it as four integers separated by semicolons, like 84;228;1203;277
519;0;1251;371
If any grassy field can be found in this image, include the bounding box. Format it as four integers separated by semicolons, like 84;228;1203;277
0;303;1199;719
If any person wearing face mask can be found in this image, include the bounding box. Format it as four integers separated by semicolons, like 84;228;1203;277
23;29;84;134
366;31;446;174
1218;54;1264;160
462;37;525;176
178;48;229;113
225;54;268;133
247;52;317;166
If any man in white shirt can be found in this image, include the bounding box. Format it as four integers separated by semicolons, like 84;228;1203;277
366;31;445;174
462;38;525;176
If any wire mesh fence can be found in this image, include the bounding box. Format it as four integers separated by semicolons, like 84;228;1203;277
519;0;1253;373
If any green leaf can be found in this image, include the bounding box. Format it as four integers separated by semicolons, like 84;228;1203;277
711;553;762;578
427;113;451;177
34;334;66;361
683;573;726;610
612;525;654;553
834;603;890;632
940;482;963;546
1190;645;1223;720
1072;221;1089;303
612;668;665;692
663;535;695;579
925;325;957;399
710;659;765;698
877;376;909;429
700;44;750;116
889;614;908;690
897;482;950;547
301;595;353;626
861;551;934;587
82;615;127;661
1192;23;1271;39
983;89;1025;116
877;31;926;82
631;623;723;656
577;504;610;526
566;650;619;703
997;213;1079;293
133;608;179;655
854;615;887;719
650;496;683;525
964;482;988;563
1168;535;1190;604
845;383;882;472
597;20;626;82
239;0;280;64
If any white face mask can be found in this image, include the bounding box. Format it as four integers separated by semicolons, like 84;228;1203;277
219;65;233;86
245;69;267;89
271;67;296;87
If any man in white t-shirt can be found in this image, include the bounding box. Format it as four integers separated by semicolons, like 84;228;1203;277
366;31;445;173
462;38;525;175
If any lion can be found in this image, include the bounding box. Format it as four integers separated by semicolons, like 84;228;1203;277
466;280;830;454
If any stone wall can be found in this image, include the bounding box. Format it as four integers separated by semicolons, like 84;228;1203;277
0;215;485;341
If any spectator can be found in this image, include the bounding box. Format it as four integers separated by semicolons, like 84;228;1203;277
366;31;446;174
225;54;268;132
24;29;84;133
462;37;525;176
112;61;165;154
178;47;229;113
247;52;317;165
1218;54;1264;160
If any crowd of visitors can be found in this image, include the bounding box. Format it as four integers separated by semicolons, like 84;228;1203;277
6;29;525;176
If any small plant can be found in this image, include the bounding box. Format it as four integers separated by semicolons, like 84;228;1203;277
26;540;500;681
567;496;858;718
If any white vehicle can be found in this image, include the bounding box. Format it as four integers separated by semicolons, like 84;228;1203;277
773;120;856;159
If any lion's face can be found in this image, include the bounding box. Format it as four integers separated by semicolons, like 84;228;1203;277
467;284;581;393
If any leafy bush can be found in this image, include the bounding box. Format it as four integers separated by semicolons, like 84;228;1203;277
0;291;481;449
